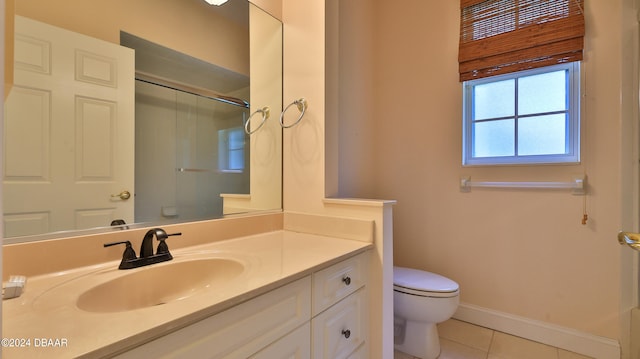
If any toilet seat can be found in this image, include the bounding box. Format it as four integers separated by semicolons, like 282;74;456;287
394;267;459;298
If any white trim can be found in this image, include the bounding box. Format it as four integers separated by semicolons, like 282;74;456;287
454;302;621;359
323;198;397;207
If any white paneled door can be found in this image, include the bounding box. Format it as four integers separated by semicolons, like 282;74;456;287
3;16;135;237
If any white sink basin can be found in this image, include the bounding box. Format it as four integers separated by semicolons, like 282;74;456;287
31;254;250;314
76;258;245;313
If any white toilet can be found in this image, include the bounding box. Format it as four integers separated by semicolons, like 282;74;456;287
394;266;460;359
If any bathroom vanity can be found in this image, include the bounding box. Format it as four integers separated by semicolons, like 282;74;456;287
118;248;369;358
2;230;372;358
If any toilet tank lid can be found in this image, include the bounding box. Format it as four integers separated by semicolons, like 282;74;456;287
394;266;459;293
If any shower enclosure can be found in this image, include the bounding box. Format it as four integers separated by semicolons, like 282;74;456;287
134;80;250;224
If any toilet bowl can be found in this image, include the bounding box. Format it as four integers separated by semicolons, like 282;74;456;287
394;266;459;359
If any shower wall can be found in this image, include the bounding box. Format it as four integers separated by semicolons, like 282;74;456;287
135;81;250;224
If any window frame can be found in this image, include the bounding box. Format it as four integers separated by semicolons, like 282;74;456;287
462;62;581;166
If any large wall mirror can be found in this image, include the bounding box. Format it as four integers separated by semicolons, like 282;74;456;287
3;0;283;244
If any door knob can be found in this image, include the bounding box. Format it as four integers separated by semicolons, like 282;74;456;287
111;190;131;200
618;231;640;251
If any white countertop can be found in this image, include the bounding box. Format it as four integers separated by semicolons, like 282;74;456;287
2;230;372;358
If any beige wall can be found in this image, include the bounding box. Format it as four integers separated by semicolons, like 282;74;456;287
367;0;629;342
330;0;376;198
250;0;282;21
247;3;283;211
3;0;12;99
283;1;394;356
282;0;327;214
14;0;249;76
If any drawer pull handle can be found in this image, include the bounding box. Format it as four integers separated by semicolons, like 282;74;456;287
342;276;352;286
342;329;351;339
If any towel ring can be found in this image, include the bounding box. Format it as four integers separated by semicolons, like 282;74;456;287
244;107;270;135
279;98;308;128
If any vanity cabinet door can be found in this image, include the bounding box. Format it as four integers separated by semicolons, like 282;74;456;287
115;277;311;359
250;322;311;359
311;288;368;359
346;343;369;359
312;252;368;316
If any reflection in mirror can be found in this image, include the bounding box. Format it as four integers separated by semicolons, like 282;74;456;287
3;1;282;244
124;32;251;225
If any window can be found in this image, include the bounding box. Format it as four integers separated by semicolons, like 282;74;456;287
462;62;580;166
218;127;245;172
458;0;584;166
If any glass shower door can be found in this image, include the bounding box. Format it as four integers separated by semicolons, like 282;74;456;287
175;91;249;221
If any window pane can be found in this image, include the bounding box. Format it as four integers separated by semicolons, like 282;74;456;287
518;114;567;155
229;149;244;170
518;70;567;115
228;129;245;150
474;79;515;120
473;119;514;157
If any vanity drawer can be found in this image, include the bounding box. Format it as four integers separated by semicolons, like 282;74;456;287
312;252;368;315
311;287;367;359
115;276;311;359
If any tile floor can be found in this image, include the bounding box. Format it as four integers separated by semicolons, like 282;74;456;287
394;319;594;359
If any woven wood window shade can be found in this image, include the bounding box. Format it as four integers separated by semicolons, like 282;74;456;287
458;0;585;81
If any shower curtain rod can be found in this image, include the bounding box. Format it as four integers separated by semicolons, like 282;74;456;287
134;71;250;109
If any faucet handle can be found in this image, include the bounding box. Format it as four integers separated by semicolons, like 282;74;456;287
110;219;129;230
104;241;137;261
156;232;182;255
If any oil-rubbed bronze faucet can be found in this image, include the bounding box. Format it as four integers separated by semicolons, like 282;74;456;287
104;228;182;269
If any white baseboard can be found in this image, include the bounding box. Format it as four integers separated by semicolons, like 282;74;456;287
454;302;620;359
